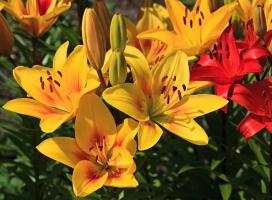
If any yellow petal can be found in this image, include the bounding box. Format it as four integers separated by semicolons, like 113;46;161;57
53;41;69;71
137;29;189;50
186;81;212;95
138;121;163;151
105;162;138;188
201;2;237;44
72;160;108;197
108;146;133;168
36;137;88;168
115;118;138;155
3;98;71;133
102;83;149;121
166;94;228;118
75;93;117;155
124;45;152;96
125;17;140;48
155;114;208;145
61;45;89;94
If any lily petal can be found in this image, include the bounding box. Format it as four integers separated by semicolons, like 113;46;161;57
103;83;149;121
36;137;88;168
115;118;138;155
138;121;163;151
108;146;133;168
166;94;228;118
72;160;108;197
155;114;208;145
75;93;117;155
53;41;69;71
3;98;71;133
186;81;212;95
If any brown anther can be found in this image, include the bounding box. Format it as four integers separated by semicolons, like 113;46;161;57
46;70;51;75
178;90;182;101
160;85;167;94
167;95;170;104
199;18;202;26
41;81;45;90
219;42;222;50
47;76;53;81
200;11;204;19
89;146;94;151
172;86;178;92
57;70;63;77
49;84;53;93
54;80;61;87
98;145;103;151
173;76;177;81
196;6;199;13
183;16;186;25
219;53;222;61
209;51;213;59
185;8;188;17
39;76;43;82
161;76;168;82
190;20;193;28
182;84;186;91
214;44;217;50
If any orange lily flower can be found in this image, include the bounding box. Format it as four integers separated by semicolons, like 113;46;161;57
0;0;71;37
138;0;237;56
3;42;100;133
37;94;138;197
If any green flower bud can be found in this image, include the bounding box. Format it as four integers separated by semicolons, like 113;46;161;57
253;4;267;38
110;13;127;52
109;49;127;85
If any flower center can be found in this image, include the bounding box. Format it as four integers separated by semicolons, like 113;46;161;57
39;70;62;93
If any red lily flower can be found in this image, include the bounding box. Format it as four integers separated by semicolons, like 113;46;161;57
191;25;267;103
231;78;272;139
236;20;272;52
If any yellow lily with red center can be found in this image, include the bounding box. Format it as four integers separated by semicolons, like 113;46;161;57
103;49;228;150
126;1;172;68
0;0;71;37
137;0;237;56
37;94;138;197
3;42;100;133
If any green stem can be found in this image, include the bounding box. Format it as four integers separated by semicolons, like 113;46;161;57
32;37;41;200
97;69;106;88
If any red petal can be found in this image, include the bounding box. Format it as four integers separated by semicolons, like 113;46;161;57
241;48;269;60
37;0;52;15
215;84;231;99
238;114;265;139
239;59;263;75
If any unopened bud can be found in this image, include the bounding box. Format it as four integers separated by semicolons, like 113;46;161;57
253;4;267;38
110;13;127;52
209;0;221;12
109;50;127;85
82;8;106;70
0;13;14;56
94;0;111;50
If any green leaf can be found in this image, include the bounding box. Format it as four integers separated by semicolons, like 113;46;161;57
219;184;232;200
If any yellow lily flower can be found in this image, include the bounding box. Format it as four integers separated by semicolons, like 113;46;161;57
137;0;237;56
103;48;228;150
0;0;71;37
3;42;100;133
126;2;172;68
0;11;13;56
37;94;138;197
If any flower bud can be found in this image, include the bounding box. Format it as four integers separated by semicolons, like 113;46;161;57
94;0;111;50
0;13;14;56
209;0;221;12
110;13;127;52
253;4;267;38
109;49;127;85
82;8;107;70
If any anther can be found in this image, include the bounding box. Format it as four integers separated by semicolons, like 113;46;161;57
47;76;53;81
196;6;199;13
172;86;178;92
49;84;53;93
199;18;202;26
39;76;43;82
173;76;177;81
57;70;62;77
161;76;168;82
54;80;61;87
182;84;187;91
41;81;45;90
190;20;193;28
219;42;222;50
200;11;204;19
167;95;170;104
178;90;182;101
209;51;213;59
219;53;222;62
183;16;186;25
46;70;51;75
161;85;167;94
185;8;188;17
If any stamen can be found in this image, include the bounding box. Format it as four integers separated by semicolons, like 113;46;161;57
190;20;193;28
39;76;43;82
161;76;168;82
200;11;204;19
49;84;53;93
219;53;222;62
178;90;182;101
173;86;178;92
183;16;186;25
196;6;199;13
199;18;202;26
209;51;213;59
173;76;176;81
182;84;187;91
54;80;61;87
46;70;51;75
219;42;222;50
161;86;167;94
47;76;53;81
57;70;63;77
167;95;170;104
185;8;188;17
41;81;45;90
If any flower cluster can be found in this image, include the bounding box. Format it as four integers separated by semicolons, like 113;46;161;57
1;0;272;197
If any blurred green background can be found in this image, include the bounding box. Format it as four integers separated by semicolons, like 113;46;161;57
1;0;272;199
